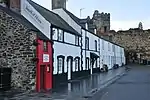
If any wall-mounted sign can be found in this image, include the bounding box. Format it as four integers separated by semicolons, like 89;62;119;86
43;54;49;62
21;0;51;39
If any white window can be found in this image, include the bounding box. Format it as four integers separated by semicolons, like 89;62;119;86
75;36;79;46
57;29;64;41
57;56;64;74
74;57;80;71
75;59;79;71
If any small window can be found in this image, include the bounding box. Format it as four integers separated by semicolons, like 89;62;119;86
95;40;97;51
85;57;89;70
75;36;79;46
43;41;48;52
108;43;110;51
104;26;107;33
57;29;64;42
85;37;89;50
102;40;104;50
57;56;65;74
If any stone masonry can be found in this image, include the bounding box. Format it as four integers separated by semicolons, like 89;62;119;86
0;9;37;90
110;29;150;63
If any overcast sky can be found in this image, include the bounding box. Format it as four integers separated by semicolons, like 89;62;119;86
32;0;150;31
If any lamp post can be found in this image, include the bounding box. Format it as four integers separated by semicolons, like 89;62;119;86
80;8;85;18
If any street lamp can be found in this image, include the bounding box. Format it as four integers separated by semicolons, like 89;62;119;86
80;8;85;18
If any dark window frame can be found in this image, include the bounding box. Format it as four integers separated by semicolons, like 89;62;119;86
57;55;65;74
57;29;64;42
43;41;48;52
104;26;107;33
85;37;89;50
95;40;97;51
74;57;80;71
86;57;89;70
75;35;79;46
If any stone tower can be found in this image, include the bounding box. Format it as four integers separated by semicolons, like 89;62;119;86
92;10;110;34
52;0;66;10
138;22;143;30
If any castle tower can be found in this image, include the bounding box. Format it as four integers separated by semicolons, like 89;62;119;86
138;22;143;30
92;10;110;34
52;0;66;10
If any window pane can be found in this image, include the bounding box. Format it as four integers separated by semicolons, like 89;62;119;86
75;36;79;45
58;58;63;73
95;40;97;51
58;29;64;41
43;41;48;52
85;37;89;49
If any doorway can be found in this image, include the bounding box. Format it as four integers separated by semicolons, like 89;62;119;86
40;65;45;90
67;57;73;80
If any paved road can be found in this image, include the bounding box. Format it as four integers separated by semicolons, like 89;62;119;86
89;65;150;100
0;67;125;100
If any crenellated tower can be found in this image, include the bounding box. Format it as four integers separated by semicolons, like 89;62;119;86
92;10;110;33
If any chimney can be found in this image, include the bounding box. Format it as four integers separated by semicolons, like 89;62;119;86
52;0;66;10
9;0;21;13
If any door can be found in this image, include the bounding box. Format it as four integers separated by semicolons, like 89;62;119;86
36;39;53;92
68;59;72;80
40;65;45;90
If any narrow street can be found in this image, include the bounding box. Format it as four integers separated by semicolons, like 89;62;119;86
89;65;150;100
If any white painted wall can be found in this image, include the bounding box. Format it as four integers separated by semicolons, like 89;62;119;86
53;9;81;34
64;32;75;44
86;31;99;51
53;42;81;75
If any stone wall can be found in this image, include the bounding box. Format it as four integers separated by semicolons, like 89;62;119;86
111;29;150;63
0;9;37;90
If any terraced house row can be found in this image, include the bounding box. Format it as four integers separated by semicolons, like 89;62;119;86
0;0;125;92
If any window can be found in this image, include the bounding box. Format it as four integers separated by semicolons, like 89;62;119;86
104;26;107;33
74;57;80;71
57;56;65;74
102;40;104;50
43;41;48;52
108;43;110;51
86;57;89;70
95;40;97;51
85;37;89;50
57;29;64;42
75;36;79;46
112;45;115;52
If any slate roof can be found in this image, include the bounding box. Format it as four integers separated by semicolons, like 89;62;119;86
63;8;124;48
0;5;50;41
63;8;88;28
28;0;81;36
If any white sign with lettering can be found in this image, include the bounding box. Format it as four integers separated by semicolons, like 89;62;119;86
21;0;51;39
43;54;49;62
